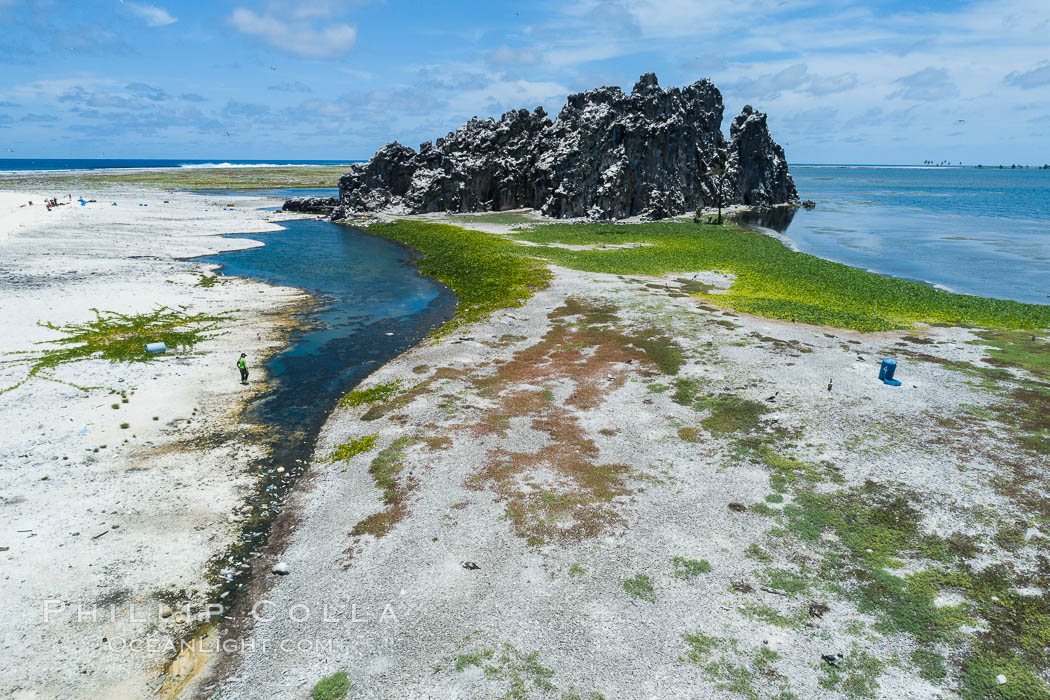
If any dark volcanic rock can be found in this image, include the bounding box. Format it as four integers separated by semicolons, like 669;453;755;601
282;196;339;214
726;106;796;207
335;73;798;221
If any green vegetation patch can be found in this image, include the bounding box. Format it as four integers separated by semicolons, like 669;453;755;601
367;436;418;501
455;649;494;672
311;670;351;700
738;602;805;629
755;446;827;489
625;327;684;374
338;381;401;408
971;329;1050;380
959;652;1050;700
749;502;779;516
512;221;1050;331
350;436;420;538
360;380;433;421
763;567;814;596
910;648;948;684
452;643;568;699
670;379;769;435
775;481;1050;697
327;434;378;463
678;427;703;442
673;556;713;578
818;647;885;699
701;396;769;435
1;306;232;395
622;573;656;602
746;543;773;563
675;277;717;294
671;377;703;406
682;633;797;698
683;632;721;663
448;210;539;225
366;221;551;336
667;377;768;432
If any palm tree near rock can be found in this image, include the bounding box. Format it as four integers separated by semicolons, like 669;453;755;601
705;149;730;225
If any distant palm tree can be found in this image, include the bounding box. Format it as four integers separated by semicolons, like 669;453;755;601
706;149;730;225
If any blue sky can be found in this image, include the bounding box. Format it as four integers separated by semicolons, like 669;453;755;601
1;0;1048;163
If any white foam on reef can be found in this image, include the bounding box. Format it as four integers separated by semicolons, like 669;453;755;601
750;224;801;252
176;162;346;169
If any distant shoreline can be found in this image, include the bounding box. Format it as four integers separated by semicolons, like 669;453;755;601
3;160;1048;175
0;158;360;173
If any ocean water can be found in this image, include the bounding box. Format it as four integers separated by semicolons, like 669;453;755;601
197;187;339;199
749;166;1050;305
0;158;355;172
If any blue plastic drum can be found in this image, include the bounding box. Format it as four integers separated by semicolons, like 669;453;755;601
880;358;901;386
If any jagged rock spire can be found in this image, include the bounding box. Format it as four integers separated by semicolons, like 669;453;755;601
336;74;798;220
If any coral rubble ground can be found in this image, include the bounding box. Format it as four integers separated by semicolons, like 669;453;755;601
212;216;1050;700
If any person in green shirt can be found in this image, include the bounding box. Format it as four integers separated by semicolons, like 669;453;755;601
237;353;249;384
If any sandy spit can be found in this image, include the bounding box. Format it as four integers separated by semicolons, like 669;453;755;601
204;214;1039;699
0;187;310;698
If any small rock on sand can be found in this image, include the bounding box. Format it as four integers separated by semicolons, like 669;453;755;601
272;562;290;575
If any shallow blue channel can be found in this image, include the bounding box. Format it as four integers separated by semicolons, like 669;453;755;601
191;218;455;432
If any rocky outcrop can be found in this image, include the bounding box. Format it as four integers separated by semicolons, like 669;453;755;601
726;106;796;207
333;73;798;221
282;196;339;215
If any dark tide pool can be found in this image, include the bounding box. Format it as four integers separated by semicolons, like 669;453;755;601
189;218;454;599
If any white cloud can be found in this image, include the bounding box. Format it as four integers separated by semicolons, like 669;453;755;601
889;67;958;101
485;46;545;69
229;7;357;58
268;81;314;93
1004;61;1050;89
122;2;177;27
457;79;568;115
722;64;857;101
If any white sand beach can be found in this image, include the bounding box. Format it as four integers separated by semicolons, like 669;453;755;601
0;188;307;698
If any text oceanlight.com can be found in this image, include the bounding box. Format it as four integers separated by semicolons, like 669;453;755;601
102;637;382;655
